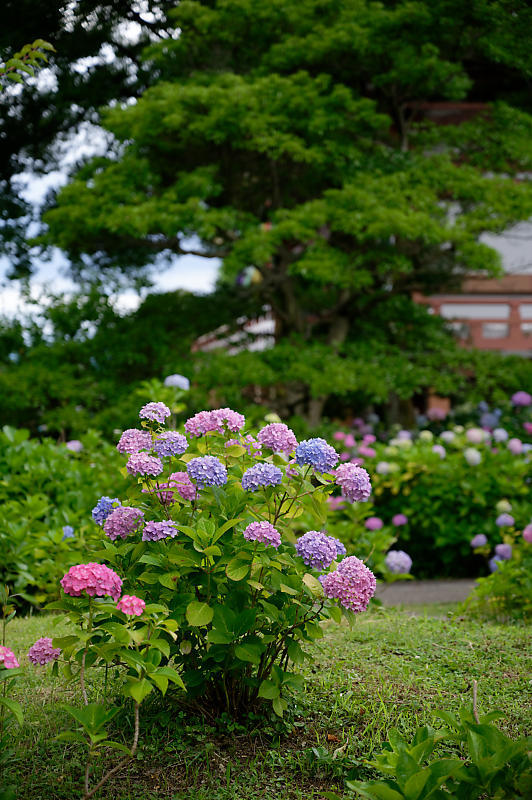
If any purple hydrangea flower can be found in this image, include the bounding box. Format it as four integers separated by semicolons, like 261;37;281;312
522;524;532;543
397;430;412;440
432;444;446;459
226;435;262;457
257;423;298;454
0;647;19;669
187;456;228;488
489;555;503;572
62;525;75;541
184;410;220;437
212;407;246;433
335;463;372;502
440;431;455;444
320;556;376;613
295;438;339;472
494;543;512;560
116;429;152;454
496;513;515;527
328;536;347;557
392;514;408;527
103;507;145;541
243;521;281;548
241;462;283;491
65;440;83;453
126;453;164;477
139;402;171;424
470;534;488;548
295;531;338;570
493;428;508;442
152;431;188;458
365;516;383;531
92;496;122;526
28;637;61;666
142;520;179;542
512;391;532;407
164;374;190;390
385;550;412;574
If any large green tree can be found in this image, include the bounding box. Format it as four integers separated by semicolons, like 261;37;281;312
43;0;532;422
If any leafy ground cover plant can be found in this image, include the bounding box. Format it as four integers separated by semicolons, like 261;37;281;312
0;587;23;800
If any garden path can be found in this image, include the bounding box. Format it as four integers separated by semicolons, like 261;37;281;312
376;578;476;606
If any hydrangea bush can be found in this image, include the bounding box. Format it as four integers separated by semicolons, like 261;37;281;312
44;403;376;732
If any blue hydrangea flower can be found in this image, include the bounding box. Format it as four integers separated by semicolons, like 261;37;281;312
495;513;515;527
470;534;487;548
92;496;122;526
295;531;338;569
328;536;347;557
295;438;339;472
153;431;188;458
494;543;512;560
164;373;190;390
62;525;75;541
187;456;228;488
489;555;503;573
241;462;283;491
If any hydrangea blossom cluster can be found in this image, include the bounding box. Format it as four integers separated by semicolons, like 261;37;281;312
117;595;146;616
139;402;171;423
241;462;283;491
185;408;245;436
466;428;485;444
365;517;383;531
440;431;455;444
243;521;281;548
126;452;164;477
464;448;482;466
0;646;19;669
164;373;190;390
62;525;75;540
27;637;61;666
523;524;532;543
187;456;228;488
116;428;152;454
61;563;122;601
489;555;503;572
168;471;197;501
495;499;512;514
432;445;446;459
495;543;512;560
226;435;262;457
384;550;412;574
152;431;188;458
329;536;347;557
295;531;338;570
142;520;179;542
470;534;488;548
496;513;514;527
92;496;121;526
493;428;509;442
103;506;145;541
392;514;408;527
296;438;339;472
335;463;372;502
511;391;532;407
508;438;523;455
257;423;298;454
65;440;83;453
320;556;376;613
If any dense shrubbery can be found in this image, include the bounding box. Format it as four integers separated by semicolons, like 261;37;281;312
0;426;126;604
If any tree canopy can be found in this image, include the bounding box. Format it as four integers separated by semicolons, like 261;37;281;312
29;0;532;421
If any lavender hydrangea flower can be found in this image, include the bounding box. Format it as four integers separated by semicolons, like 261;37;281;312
496;513;515;527
62;525;75;541
493;428;508;442
464;448;482;466
65;440;83;453
212;407;246;433
139;402;171;424
103;507;145;541
187;456;228;488
466;428;485;444
28;637;61;666
126;452;164;477
440;431;455;444
241;462;283;491
522;524;532;543
432;444;446;459
392;514;408;527
470;534;488;548
153;431;188;458
92;496;122;526
489;555;503;572
116;429;152;454
328;536;347;557
495;543;512;560
508;438;523;455
335;463;372;503
385;550;412;574
257;423;298;454
295;531;338;570
320;556;376;613
295;438;339;472
164;373;190;390
142;520;179;542
512;391;532;407
243;521;281;548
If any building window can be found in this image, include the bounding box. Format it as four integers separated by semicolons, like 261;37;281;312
482;323;509;339
439;303;510;320
448;321;470;340
521;323;532;336
519;304;532;320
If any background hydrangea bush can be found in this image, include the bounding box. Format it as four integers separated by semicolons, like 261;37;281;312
46;403;377;723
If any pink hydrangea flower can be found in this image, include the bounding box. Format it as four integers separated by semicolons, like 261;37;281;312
243;521;281;548
257;423;298;454
168;471;197;501
365;516;383;531
126;452;163;477
116;429;152;454
211;407;245;433
344;434;356;448
61;563;122;601
340;451;351;461
512;391;532;407
28;637;61;666
523;422;532;435
523;524;532;543
358;446;376;457
327;496;346;511
139;402;171;424
508;438;523;455
333;431;345;441
0;646;19;669
320;556;376;613
392;513;408;526
335;463;372;502
362;434;376;444
117;595;146;616
103;507;144;541
184;410;220;437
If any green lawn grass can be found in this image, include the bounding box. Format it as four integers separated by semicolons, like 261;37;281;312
4;606;531;799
